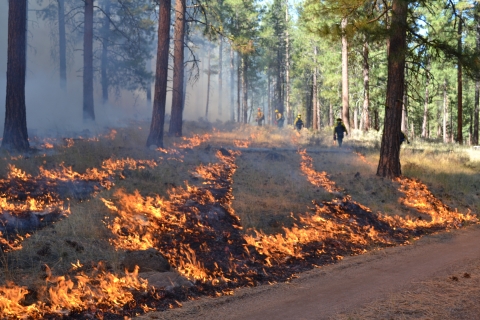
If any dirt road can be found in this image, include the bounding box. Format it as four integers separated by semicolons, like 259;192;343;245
137;224;480;319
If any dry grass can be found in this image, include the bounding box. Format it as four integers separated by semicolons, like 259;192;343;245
232;151;332;233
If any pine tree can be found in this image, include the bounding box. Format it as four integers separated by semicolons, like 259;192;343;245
146;0;171;148
2;0;29;152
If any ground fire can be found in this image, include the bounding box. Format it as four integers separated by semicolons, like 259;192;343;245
0;133;477;319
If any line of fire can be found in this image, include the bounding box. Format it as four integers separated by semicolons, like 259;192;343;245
0;129;476;319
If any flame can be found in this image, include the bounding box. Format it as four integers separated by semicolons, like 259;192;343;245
298;149;340;193
0;264;148;318
103;150;242;285
101;158;157;174
7;164;32;181
242;150;478;269
0;158;157;251
395;177;477;229
64;138;75;148
42;142;54;149
234;140;250;148
106;129;117;140
354;151;375;165
173;133;211;149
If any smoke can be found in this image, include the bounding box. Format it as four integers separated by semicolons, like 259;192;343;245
0;2;236;139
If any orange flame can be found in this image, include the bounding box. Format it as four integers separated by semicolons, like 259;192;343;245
173;133;211;149
298;149;341;193
233;140;250;148
0;264;148;318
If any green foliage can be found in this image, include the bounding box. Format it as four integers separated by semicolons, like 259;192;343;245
98;0;156;93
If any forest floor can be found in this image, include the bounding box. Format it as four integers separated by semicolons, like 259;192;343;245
0;120;479;319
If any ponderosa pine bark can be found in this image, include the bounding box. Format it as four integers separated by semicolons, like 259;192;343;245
146;0;171;148
313;46;318;130
237;53;241;122
421;58;430;138
362;40;370;131
285;2;291;125
341;17;350;132
205;46;212;119
377;0;408;178
83;0;95;122
457;16;463;144
242;56;248;123
2;0;29;152
474;5;480;145
218;39;223;116
101;0;111;105
443;79;448;143
169;0;186;137
230;46;235;121
58;0;67;90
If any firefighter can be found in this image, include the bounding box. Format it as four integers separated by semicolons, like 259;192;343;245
275;110;285;128
333;118;348;147
400;131;410;144
294;114;304;131
255;108;265;126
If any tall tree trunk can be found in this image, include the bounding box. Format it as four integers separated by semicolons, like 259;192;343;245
317;95;321;129
474;5;480;145
237;54;241;122
329;101;333;127
457;16;463;144
354;105;358;129
242;57;248;123
401;92;408;132
475;80;480;146
2;0;29;151
58;0;67;90
362;39;370;131
285;2;291;125
205;46;211;119
146;58;152;105
377;0;407;177
401;64;408;133
275;54;283;114
268;75;272;125
169;0;186;136
218;39;223;116
101;0;111;105
83;0;95;122
146;0;171;148
312;46;318;130
341;17;350;132
306;83;313;128
421;58;430;138
443;79;448;143
230;46;235;121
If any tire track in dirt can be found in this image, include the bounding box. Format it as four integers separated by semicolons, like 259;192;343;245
137;225;480;320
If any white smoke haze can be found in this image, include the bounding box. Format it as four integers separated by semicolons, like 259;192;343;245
0;2;234;140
